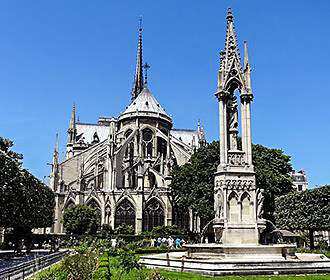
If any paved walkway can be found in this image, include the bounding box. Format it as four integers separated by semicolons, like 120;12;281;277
0;250;49;272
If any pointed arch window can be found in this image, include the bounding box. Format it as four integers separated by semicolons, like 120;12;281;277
157;137;167;158
115;199;136;230
173;206;189;230
143;198;164;232
105;205;111;225
142;128;153;158
124;130;134;159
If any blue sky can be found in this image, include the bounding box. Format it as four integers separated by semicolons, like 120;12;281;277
0;1;329;188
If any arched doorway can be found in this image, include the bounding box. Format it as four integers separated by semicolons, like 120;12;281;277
143;198;164;232
114;198;136;230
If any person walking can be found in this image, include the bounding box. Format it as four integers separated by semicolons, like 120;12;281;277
175;237;181;248
168;236;174;249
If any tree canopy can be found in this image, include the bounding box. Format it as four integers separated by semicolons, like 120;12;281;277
63;204;100;235
170;141;293;223
275;185;330;249
0;137;55;230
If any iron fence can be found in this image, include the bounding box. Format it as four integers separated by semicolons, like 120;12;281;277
0;250;69;280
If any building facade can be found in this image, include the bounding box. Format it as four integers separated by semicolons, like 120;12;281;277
290;170;308;191
49;26;205;234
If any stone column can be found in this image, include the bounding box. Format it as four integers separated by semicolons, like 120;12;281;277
0;228;4;245
240;96;247;159
135;194;143;234
164;194;172;226
246;99;253;165
54;196;62;233
217;93;228;165
111;197;116;230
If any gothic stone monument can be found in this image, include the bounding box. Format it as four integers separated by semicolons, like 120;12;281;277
139;8;330;275
212;7;266;245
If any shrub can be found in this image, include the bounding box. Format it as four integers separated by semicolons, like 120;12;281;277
62;247;98;280
99;224;113;239
30;262;67;280
116;249;141;272
114;224;135;235
92;252;111;280
62;205;99;235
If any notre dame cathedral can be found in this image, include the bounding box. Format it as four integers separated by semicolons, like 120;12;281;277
48;25;206;234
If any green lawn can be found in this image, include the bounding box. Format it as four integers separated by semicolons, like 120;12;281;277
157;269;330;280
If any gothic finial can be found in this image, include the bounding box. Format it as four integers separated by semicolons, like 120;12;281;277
244;41;249;70
143;62;150;85
51;133;59;176
243;41;252;91
131;18;144;101
55;133;59;153
226;7;233;22
69;103;76;130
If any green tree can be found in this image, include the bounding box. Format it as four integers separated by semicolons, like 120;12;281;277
253;144;293;222
0;137;55;251
170;141;293;223
63;205;99;235
275;185;330;249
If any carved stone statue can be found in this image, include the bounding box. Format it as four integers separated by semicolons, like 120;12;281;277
227;96;239;150
256;189;265;219
215;190;224;219
227;96;238;130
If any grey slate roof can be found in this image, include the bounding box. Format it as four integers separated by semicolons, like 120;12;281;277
76;123;109;144
119;87;172;122
170;129;198;147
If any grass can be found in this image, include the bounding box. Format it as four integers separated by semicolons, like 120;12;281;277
157;269;330;280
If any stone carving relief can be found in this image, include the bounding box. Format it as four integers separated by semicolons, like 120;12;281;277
228;152;245;166
225;179;254;191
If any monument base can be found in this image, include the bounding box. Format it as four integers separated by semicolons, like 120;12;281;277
185;243;295;260
139;245;330;276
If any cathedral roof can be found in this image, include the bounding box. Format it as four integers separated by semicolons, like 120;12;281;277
119;87;172;124
76;123;109;144
170;129;197;147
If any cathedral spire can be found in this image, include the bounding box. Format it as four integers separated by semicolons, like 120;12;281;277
131;18;144;101
52;133;59;172
54;133;59;155
67;104;77;159
50;133;59;191
69;104;76;133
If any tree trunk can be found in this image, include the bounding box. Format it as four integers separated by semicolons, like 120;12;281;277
309;229;314;250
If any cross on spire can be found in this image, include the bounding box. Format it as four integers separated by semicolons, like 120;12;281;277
143;62;150;85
